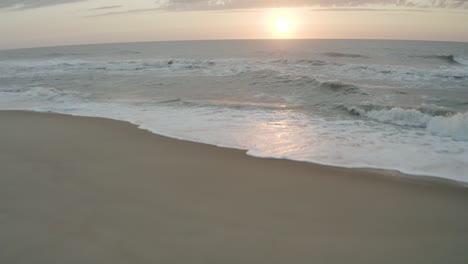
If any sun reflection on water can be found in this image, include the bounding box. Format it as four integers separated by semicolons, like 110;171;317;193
247;111;316;158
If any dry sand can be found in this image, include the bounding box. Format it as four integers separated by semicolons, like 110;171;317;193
1;110;468;264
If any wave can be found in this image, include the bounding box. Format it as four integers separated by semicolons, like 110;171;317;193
0;86;84;105
433;73;468;80
272;59;337;67
323;52;368;59
346;106;468;141
44;52;84;58
344;104;454;117
238;70;370;100
114;50;142;55
233;70;371;110
318;81;368;95
297;59;329;66
416;54;467;65
156;98;183;104
241;70;318;87
454;57;468;66
0;86;285;112
0;58;220;77
365;107;432;127
427;112;468;141
152;95;295;111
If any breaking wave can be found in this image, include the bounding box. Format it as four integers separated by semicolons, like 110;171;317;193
428;112;468;141
347;106;468;141
454;57;468;66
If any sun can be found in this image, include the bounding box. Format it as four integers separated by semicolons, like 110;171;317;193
265;9;299;38
275;18;290;33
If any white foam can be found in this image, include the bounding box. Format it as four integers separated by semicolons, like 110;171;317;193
365;107;432;127
358;107;468;141
428;112;468;141
454;56;468;66
82;103;468;183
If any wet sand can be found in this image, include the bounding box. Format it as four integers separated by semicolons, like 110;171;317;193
1;111;468;264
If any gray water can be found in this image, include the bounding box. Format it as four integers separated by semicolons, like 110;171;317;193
1;39;467;182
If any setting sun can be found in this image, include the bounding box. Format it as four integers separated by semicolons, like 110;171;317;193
264;8;301;38
275;18;290;33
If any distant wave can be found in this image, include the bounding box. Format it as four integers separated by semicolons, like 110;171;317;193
241;70;318;87
114;50;142;55
155;98;183;104
271;59;337;67
44;52;84;57
0;58;219;77
240;70;368;95
434;73;468;80
297;59;330;66
323;52;368;59
415;54;467;65
318;81;368;95
156;97;293;111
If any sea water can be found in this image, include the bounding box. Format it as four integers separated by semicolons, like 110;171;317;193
0;39;467;182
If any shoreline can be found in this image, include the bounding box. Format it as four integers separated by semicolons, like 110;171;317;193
7;110;468;188
2;110;468;263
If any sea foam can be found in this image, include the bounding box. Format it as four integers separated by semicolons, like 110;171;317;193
428;112;468;141
349;106;468;141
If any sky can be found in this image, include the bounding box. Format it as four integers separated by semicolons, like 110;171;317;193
0;0;467;49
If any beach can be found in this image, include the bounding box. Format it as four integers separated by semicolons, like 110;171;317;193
1;110;468;263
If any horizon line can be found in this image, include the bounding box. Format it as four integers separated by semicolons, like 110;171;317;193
1;37;467;51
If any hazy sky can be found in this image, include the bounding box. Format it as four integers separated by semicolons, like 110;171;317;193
0;0;467;49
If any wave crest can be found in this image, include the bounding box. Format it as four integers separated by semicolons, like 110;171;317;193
428;112;468;141
347;106;468;141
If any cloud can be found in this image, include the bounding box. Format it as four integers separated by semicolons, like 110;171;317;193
0;0;88;10
153;0;468;10
2;0;466;13
86;7;162;17
88;6;429;17
87;0;465;17
88;5;122;11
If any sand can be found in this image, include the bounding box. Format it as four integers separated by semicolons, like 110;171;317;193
1;110;468;264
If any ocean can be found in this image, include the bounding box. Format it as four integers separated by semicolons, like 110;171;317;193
0;39;467;182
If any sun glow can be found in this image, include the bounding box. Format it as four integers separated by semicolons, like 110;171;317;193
275;18;290;33
265;8;301;38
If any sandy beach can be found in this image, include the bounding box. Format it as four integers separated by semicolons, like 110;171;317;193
1;110;468;264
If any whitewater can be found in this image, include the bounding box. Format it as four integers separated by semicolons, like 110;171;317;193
0;39;467;182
